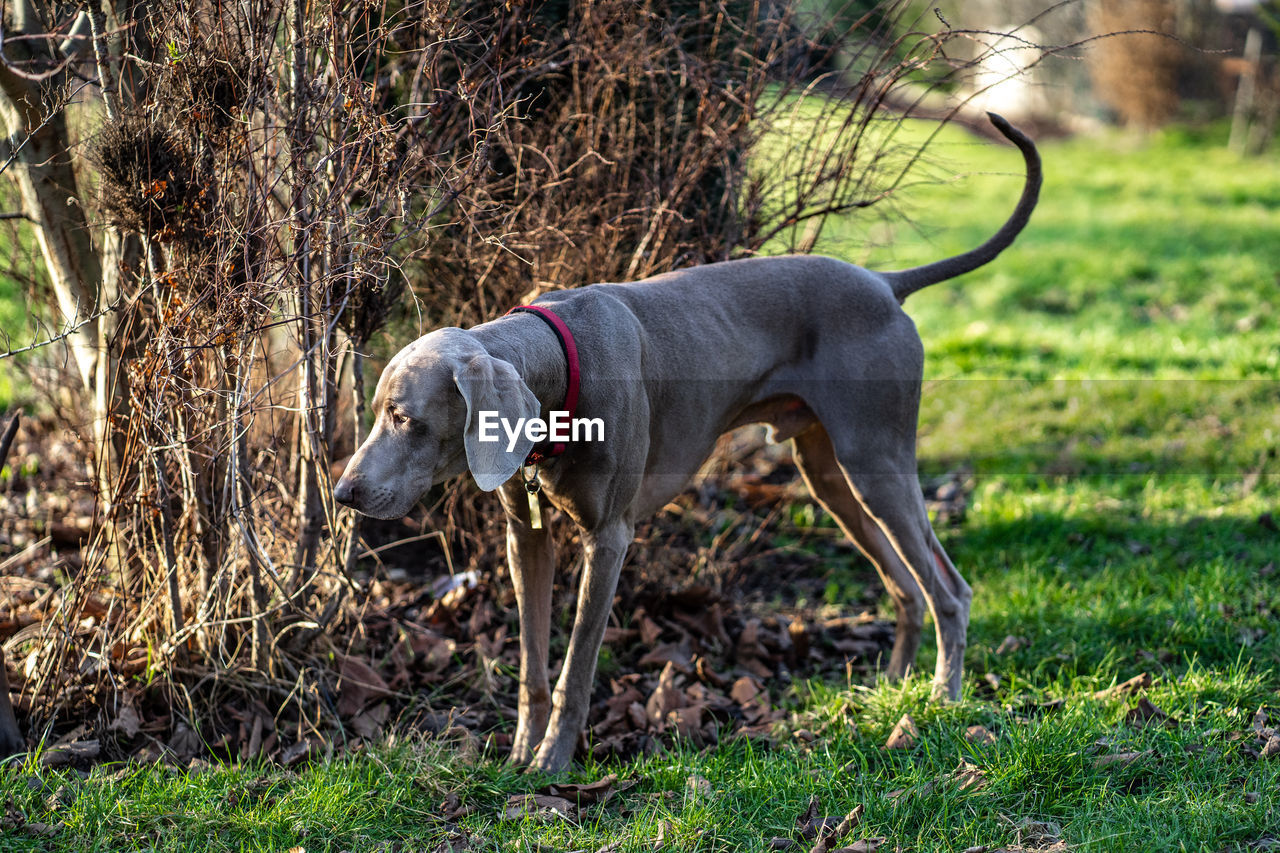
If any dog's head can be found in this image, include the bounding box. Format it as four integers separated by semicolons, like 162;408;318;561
333;328;540;519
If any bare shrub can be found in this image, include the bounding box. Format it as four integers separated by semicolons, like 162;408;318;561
0;0;1056;756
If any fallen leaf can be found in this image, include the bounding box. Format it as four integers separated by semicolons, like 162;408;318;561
653;818;672;850
884;713;918;750
730;676;762;705
954;760;987;792
440;791;472;820
1092;750;1148;768
1262;735;1280;758
545;773;635;806
808;804;863;853
1125;697;1170;727
108;702;142;739
685;773;713;799
334;652;392;717
348;702;389;740
995;635;1026;655
646;662;687;725
40;740;99;768
1252;707;1269;732
1093;672;1151;700
638;642;694;673
965;724;997;745
832;840;885;853
503;793;576;821
795;794;821;835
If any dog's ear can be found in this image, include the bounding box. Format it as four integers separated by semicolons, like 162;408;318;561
453;354;540;491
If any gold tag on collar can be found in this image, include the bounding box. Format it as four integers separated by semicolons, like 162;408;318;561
527;488;543;530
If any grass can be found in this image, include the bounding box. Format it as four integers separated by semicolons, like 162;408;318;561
3;122;1280;850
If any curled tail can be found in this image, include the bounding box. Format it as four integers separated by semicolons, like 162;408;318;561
883;113;1042;302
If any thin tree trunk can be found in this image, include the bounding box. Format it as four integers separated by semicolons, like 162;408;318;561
290;0;323;578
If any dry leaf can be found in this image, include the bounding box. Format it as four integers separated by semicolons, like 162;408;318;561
832;840;885;853
108;702;142;739
1261;735;1280;758
646;662;687;725
995;635;1026;655
965;725;997;745
40;740;99;768
884;713;919;750
545;773;635;806
1092;750;1148;768
1252;707;1269;732
503;793;576;821
638;642;694;673
334;652;392;717
685;773;713;799
1093;672;1152;700
808;804;864;853
1125;697;1170;727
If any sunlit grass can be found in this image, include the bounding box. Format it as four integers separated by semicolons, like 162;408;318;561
3;122;1279;851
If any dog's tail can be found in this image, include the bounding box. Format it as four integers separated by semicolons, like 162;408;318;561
883;113;1041;302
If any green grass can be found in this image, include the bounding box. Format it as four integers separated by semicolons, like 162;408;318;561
3;123;1280;850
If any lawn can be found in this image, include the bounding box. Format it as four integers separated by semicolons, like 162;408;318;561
2;122;1278;851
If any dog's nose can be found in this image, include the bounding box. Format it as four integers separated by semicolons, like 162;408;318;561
333;478;358;507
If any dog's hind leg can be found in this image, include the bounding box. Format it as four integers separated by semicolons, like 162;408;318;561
499;481;558;765
841;455;971;700
793;424;926;681
803;396;971;700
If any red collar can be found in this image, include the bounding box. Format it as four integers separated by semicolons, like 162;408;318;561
505;305;580;465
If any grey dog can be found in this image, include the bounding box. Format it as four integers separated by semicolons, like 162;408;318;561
334;113;1040;772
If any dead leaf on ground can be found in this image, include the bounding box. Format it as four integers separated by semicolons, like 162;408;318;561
1092;750;1149;768
40;740;99;768
544;773;635;807
1092;672;1151;700
1252;707;1271;733
966;725;997;745
645;662;687;726
1125;697;1171;727
108;701;142;739
503;793;577;821
638;641;694;673
954;760;987;792
807;804;864;853
653;818;673;850
884;713;918;750
685;773;713;799
1261;735;1280;758
333;651;392;717
995;635;1026;655
831;840;886;853
440;791;472;820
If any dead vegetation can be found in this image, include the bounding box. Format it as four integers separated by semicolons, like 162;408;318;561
0;0;1054;763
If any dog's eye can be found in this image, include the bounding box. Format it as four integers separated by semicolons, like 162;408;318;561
387;405;409;426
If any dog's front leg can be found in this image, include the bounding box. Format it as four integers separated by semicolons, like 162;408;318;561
534;519;631;773
498;482;557;765
0;648;22;758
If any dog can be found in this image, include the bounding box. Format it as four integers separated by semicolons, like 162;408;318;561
335;113;1040;772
